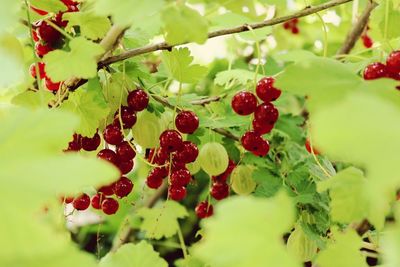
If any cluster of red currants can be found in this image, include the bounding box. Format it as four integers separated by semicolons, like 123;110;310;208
194;159;237;219
283;18;300;34
63;88;149;215
145;110;200;202
363;50;400;90
361;26;373;49
29;0;80;91
231;77;281;157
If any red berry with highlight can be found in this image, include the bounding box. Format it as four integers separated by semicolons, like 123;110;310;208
159;129;183;152
81;132;101;151
35;42;53;57
210;182;229;200
116;141;136;161
195;201;213;218
114;177;133;198
252;119;274;135
169;185;187;201
254;103;279;125
256;77;281;102
175;110;199;134
117;159;134;174
363;62;387;80
103;124;123;145
127;89;149;111
170;169;191;186
386;50;400;73
97;149;119;165
231;91;257;116
241;131;263;152
115;106;137;129
174;141;198;163
73;194;90;211
91;193;104;209
101;198;119;215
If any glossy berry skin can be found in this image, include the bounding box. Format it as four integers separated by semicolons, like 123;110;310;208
146;171;164;189
115;106;137;129
73;194;90;211
170;169;191;186
117;159;134;175
103;124;123;145
241;131;264;152
91;193;104;209
29;62;46;79
35;42;53;57
361;35;373;48
159;130;183;153
101;198;119;215
195;201;213;218
116;141;136;161
36;20;62;45
171;161;186;172
98;184;114;196
386;50;400;73
251;139;270;157
148;148;169;165
168;185;187;201
231;91;258;116
45;78;61;91
256;77;281;102
175;110;199;134
254;103;279;125
97;149;119;165
127;89;149;112
363;63;387;80
252;119;274;135
114;177;133;198
174;141;198;163
305;139;320;155
210;182;229;200
67;134;81;151
81;132;101;151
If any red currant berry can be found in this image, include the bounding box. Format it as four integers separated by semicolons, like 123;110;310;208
195;201;213;218
146;171;164;189
241;131;264;153
174;141;199;163
103;124;123;145
171;161;186;172
251;139;270;157
32;29;39;42
31;6;48;15
283;22;291;30
114;106;137;129
254;103;279;125
91;193;104;209
36;20;62;45
175;110;199;134
256;77;281;102
361;35;373;48
97;149;119;165
101;197;119;215
305;139;320;155
98;184;114;196
159;130;183;153
168;185;187;201
363;62;387;80
291;26;299;34
170;169;191;186
386;50;400;73
127;89;149;112
35;42;53;57
210;182;229;200
252;119;274;135
73;194;90;210
66;133;81;151
62;196;74;204
114;177;133;198
61;0;79;7
45;78;61;91
147;147;169;165
81;132;101;151
116;141;136;161
29;62;46;79
117;159;134;174
231;91;257;116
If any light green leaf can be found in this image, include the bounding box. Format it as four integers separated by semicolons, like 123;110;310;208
161;48;207;83
12;90;54;109
193;193;300;267
214;69;262;87
287;224;318;262
137;201;188;239
64;12;111;40
0;0;19;33
61;79;110;137
94;0;164;28
162;4;208;45
30;0;67;13
317;167;369;224
315;229;368;267
44;37;104;82
216;0;259;19
0;34;24;88
100;241;167;267
382;224;400;267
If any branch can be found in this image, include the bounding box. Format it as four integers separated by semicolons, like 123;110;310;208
99;0;353;67
336;1;378;56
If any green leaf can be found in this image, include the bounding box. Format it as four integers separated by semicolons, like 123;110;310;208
193;193;300;267
382;224;400;267
100;241;167;267
274;114;304;144
61;79;110;137
161;48;207;83
12;90;54;109
137;201;188;239
214;69;263;87
30;0;67;13
44;37;104;82
0;0;19;34
64;12;111;40
174;256;205;267
162;4;208;45
0;34;24;88
94;0;164;28
287;225;318;262
317;167;369;224
216;0;259;19
315;229;368;267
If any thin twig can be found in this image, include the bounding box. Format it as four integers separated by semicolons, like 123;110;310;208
100;0;353;67
336;1;378;56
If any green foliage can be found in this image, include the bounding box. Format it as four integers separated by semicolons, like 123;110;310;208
162;4;208;45
30;0;67;13
64;11;111;40
137;201;188;239
100;241;167;267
